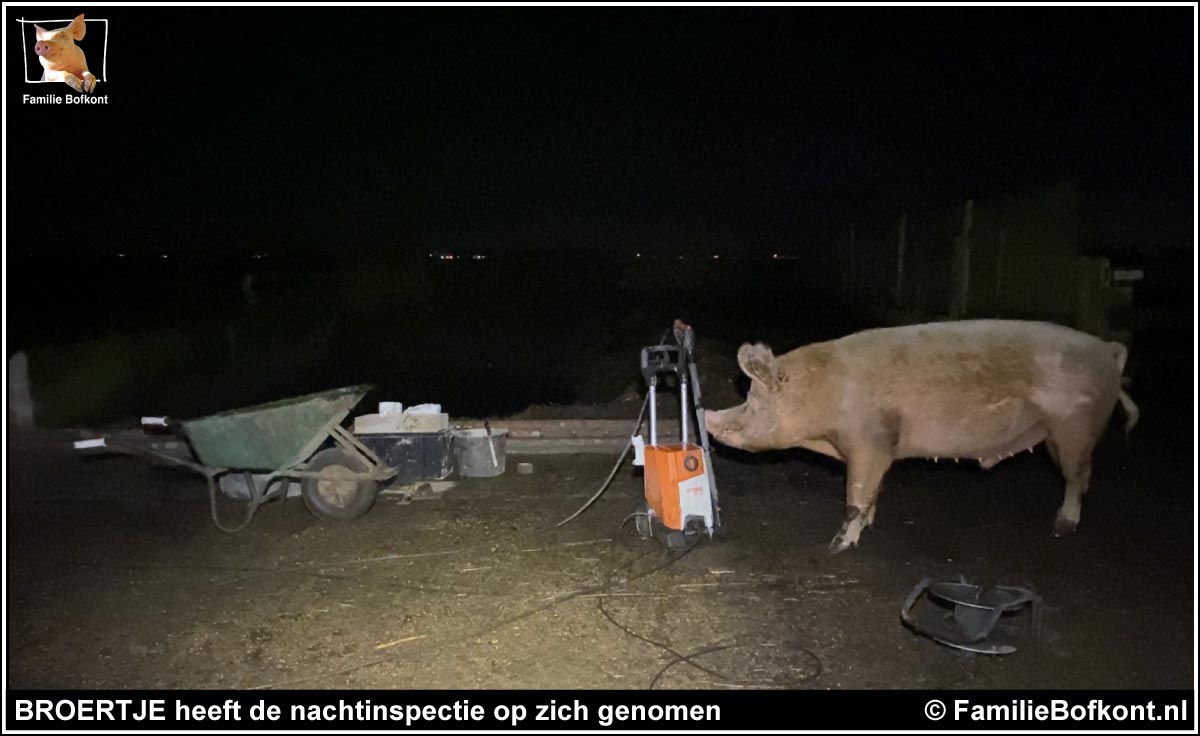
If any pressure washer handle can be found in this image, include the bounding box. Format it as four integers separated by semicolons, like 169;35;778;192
640;345;684;383
672;319;695;355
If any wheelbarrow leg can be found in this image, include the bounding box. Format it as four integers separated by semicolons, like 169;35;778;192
208;471;266;533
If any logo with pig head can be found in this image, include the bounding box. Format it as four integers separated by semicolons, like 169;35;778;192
23;14;105;94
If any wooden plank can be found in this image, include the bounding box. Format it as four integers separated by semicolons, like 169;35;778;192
449;418;679;440
505;438;632;455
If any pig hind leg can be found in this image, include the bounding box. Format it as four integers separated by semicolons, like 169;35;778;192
1045;419;1100;536
829;450;892;554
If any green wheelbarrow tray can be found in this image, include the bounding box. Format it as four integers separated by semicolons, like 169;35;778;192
75;384;396;533
182;384;374;471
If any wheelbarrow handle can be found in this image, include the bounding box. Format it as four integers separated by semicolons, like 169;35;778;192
75;436;212;475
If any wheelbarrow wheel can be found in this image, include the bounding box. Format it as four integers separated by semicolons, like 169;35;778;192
301;448;379;521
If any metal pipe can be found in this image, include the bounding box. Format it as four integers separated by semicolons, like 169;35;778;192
649;378;657;446
680;378;689;445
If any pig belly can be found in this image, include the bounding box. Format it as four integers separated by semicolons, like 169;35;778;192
894;401;1047;463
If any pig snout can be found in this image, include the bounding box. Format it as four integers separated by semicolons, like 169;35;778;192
706;403;784;452
705;407;747;448
704;408;727;436
34;41;53;57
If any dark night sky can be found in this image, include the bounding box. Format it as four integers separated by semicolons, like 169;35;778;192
6;5;1195;259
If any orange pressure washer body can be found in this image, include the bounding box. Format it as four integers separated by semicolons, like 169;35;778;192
643;443;710;533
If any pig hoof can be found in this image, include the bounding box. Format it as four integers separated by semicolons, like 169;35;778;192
65;76;82;93
1052;518;1078;537
828;534;856;554
82;74;96;93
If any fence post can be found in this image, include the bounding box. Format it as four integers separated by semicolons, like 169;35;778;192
841;223;857;297
994;227;1006;316
950;199;973;319
8;351;35;430
895;211;907;307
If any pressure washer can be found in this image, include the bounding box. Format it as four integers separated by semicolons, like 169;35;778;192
630;320;720;548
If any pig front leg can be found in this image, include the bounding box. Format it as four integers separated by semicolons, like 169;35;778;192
61;71;83;93
81;71;97;93
829;449;893;554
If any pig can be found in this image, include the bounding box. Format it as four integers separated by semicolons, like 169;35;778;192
704;319;1139;553
34;14;97;94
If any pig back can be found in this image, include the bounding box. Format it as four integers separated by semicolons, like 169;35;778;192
817;320;1123;455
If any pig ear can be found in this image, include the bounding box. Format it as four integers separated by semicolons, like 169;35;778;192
70;15;86;41
737;343;780;391
34;24;47;40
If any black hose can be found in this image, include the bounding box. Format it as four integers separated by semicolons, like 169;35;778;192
552;390;650;528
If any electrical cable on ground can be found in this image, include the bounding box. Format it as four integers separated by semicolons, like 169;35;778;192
147;327;822;691
205;386;653;589
597;595;824;690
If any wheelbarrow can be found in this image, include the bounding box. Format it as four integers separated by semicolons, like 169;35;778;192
73;385;396;532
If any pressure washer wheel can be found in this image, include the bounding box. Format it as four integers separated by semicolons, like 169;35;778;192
633;504;692;550
634;504;653;539
662;529;689;550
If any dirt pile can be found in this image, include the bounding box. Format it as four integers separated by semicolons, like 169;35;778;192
508;334;745;421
